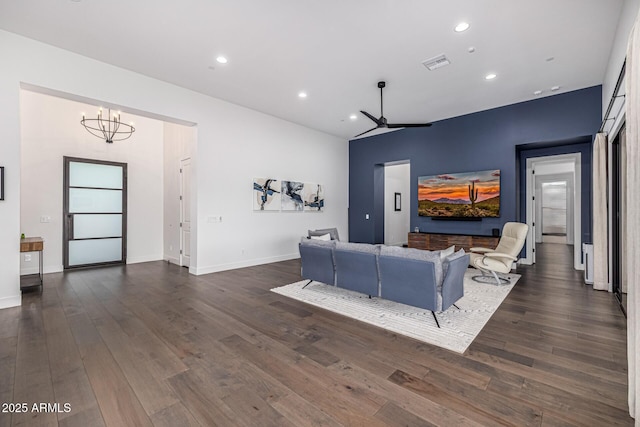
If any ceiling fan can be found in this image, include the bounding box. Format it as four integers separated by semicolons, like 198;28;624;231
355;81;432;138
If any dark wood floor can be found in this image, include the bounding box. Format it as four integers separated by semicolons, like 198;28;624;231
0;243;631;426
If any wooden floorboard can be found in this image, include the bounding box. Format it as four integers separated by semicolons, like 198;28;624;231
0;243;632;426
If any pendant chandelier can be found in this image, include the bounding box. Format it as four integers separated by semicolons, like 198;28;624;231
81;108;135;143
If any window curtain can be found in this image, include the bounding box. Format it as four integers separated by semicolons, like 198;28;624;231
593;132;608;291
626;8;640;421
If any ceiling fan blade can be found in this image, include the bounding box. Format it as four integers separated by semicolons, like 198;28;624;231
386;122;433;128
354;125;380;138
360;110;382;125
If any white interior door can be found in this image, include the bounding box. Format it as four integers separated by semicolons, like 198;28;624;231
531;188;536;264
180;158;191;267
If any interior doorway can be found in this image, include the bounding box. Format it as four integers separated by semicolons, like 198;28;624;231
383;161;410;246
524;153;582;269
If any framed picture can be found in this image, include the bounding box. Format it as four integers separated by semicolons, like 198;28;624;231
0;167;4;200
281;180;305;211
394;192;401;211
253;178;281;211
303;183;324;212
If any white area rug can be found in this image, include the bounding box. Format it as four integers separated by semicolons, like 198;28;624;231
271;268;520;354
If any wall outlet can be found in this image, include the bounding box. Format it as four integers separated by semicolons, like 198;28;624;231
24;254;32;262
40;215;51;223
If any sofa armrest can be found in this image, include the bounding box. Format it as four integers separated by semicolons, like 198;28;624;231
441;254;468;311
482;252;517;261
470;247;493;253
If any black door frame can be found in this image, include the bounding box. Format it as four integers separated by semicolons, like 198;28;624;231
611;126;626;315
63;156;128;269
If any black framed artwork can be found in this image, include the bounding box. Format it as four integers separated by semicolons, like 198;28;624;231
0;167;4;200
394;192;401;211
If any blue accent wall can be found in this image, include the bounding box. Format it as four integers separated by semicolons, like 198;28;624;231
349;86;602;244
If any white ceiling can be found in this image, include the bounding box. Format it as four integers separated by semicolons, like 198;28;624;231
0;0;624;139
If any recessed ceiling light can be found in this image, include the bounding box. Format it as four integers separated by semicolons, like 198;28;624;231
349;114;357;120
454;22;470;32
468;47;476;53
216;56;228;64
551;85;561;91
546;57;555;62
534;90;543;95
485;73;497;80
298;92;307;98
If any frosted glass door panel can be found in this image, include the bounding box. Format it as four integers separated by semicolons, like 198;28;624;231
68;238;122;266
73;214;122;239
69;188;122;213
542;182;567;235
69;162;123;189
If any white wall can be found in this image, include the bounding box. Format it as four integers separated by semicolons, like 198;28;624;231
163;122;194;265
602;0;640;116
20;90;165;274
384;163;410;246
0;29;348;308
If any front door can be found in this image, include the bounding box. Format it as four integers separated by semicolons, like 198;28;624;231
63;157;127;269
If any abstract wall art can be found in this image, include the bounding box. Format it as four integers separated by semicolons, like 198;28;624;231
303;183;324;212
281;180;305;211
253;178;281;211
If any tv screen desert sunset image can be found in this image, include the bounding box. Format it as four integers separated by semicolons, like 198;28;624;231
418;169;500;218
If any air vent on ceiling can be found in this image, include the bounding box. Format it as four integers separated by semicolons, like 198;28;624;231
422;54;450;71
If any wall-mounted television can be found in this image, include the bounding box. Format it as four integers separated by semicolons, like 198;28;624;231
418;169;500;218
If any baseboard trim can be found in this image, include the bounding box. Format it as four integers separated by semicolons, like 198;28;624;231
0;294;21;310
164;256;180;266
127;255;163;265
195;253;300;276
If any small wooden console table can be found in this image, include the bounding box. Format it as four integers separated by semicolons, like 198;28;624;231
408;232;499;252
20;237;44;291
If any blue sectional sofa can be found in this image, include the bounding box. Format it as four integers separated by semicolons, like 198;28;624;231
298;239;469;327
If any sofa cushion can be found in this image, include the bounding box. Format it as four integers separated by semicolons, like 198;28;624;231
443;248;466;277
439;245;455;259
300;237;336;249
310;233;331;241
379;245;443;286
335;241;380;255
309;228;340;241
